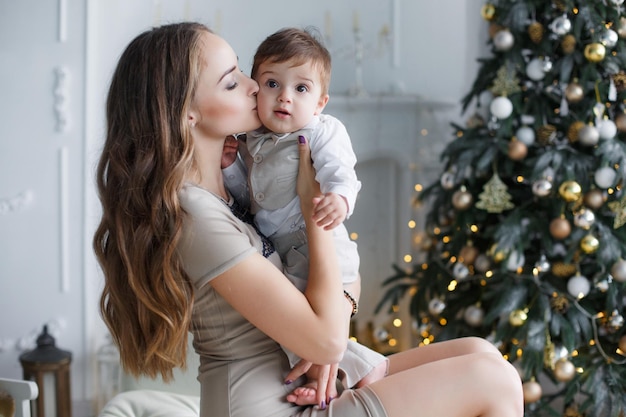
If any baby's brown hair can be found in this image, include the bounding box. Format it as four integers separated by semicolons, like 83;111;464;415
251;27;331;95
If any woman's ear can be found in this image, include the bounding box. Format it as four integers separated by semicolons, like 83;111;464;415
187;110;199;128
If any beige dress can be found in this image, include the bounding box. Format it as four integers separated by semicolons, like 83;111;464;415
177;184;388;417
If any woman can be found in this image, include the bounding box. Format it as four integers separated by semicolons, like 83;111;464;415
94;22;523;417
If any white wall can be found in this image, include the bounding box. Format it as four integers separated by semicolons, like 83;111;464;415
0;0;489;413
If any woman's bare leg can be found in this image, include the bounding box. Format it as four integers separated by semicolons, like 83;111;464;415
387;336;502;375
369;350;523;417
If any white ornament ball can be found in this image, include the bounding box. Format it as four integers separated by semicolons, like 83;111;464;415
600;29;619;48
573;209;595;230
567;274;591;299
490;96;513;119
452;262;470;280
532;179;553;197
550;15;572;35
598;119;617;140
474;254;491;273
516;126;536;145
526;58;546;81
464;305;485;327
494;30;515;51
578;125;600;146
440;171;456;190
610;259;626;282
594;166;617;188
428;298;446;316
506;250;525;272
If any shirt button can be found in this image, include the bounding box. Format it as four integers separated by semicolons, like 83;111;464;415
253;155;263;163
255;192;265;201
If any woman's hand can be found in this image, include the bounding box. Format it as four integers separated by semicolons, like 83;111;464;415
296;135;322;216
285;360;339;409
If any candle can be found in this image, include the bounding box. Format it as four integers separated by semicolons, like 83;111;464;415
353;10;360;32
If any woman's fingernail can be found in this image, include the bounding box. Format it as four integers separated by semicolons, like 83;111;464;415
320;401;326;410
284;379;292;385
328;396;334;403
298;135;306;144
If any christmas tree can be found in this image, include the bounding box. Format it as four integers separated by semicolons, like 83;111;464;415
376;1;626;416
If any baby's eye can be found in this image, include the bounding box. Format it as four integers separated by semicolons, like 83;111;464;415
266;80;278;88
296;85;308;93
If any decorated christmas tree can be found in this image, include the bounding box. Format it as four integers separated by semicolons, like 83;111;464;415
376;1;626;416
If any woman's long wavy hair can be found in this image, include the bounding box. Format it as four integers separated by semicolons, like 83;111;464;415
93;22;209;381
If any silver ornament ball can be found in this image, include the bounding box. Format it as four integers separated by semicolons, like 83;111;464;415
532;179;553;197
428;298;446;316
573;208;595;230
611;259;626;282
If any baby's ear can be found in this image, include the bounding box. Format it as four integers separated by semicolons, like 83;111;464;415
314;94;330;115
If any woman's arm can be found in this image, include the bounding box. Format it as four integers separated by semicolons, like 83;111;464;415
210;136;349;364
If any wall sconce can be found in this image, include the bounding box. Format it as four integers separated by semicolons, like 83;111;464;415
19;325;72;417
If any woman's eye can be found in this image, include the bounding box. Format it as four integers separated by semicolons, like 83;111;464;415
267;80;278;88
226;82;238;91
296;85;308;93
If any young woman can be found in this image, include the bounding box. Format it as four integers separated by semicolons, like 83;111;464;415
94;22;523;417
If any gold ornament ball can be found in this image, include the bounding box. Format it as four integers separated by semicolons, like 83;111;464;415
481;3;496;21
522;380;542;403
509;309;528;327
460;245;480;265
584;43;606;62
580;234;600;254
549;217;571;240
561;34;577;54
616;112;626;132
565;82;584;103
489;23;504;39
554;358;576;382
619;335;626;353
583;189;605;210
610;259;626;283
559;180;582;202
508;140;528;160
452;189;473;211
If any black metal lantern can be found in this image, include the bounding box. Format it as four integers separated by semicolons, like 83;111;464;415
19;325;72;417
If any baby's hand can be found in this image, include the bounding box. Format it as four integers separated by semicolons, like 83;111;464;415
312;192;348;231
221;135;239;169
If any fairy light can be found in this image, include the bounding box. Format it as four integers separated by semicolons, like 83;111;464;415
350;232;359;240
516;175;524;183
485;270;494;278
470;224;479;233
433;227;441;235
393;318;402;327
442;236;451;243
403;254;412;263
448;280;458;291
408;220;416;229
388;338;397;347
449;256;457;263
439;318;447;326
414;183;423;192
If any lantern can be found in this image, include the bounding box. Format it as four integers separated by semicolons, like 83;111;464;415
19;325;72;417
96;335;121;411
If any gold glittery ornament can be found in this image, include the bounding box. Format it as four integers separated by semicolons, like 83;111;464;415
608;193;626;228
584;43;606;62
475;173;515;213
559;180;582;202
536;124;557;145
580;234;599;254
561;34;577;54
528;21;544;44
551;262;577;278
490;66;522;96
459;244;479;265
613;72;626;92
549;217;571;240
488;244;506;263
550;294;570;313
567;120;586;142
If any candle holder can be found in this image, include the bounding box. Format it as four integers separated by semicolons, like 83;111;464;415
19;325;72;417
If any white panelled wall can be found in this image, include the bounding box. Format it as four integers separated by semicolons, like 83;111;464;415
0;1;488;415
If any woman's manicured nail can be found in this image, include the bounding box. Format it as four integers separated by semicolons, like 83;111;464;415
298;135;306;144
320;401;326;410
284;379;292;385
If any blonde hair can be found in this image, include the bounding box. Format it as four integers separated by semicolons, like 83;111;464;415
93;22;209;381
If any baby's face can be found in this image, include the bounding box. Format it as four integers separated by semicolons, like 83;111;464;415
254;59;328;134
